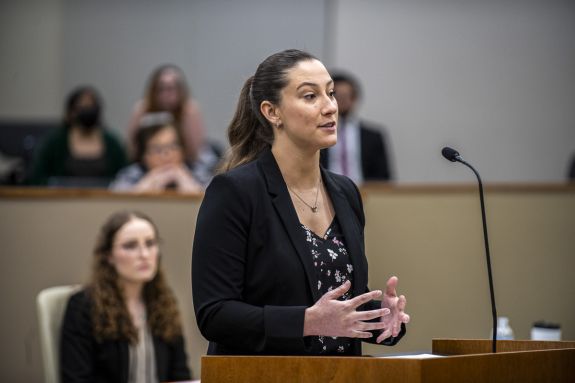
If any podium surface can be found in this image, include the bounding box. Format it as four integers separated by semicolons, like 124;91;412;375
201;339;575;383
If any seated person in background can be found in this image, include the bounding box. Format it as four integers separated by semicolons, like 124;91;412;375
28;86;127;186
110;115;205;192
127;64;205;164
60;210;191;382
0;150;24;185
320;71;393;184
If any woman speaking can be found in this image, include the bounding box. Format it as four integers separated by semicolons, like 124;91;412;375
192;49;409;356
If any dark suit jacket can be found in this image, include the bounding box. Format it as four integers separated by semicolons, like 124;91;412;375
320;122;392;181
192;148;404;356
60;290;191;383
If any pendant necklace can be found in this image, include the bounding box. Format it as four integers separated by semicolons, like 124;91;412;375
288;177;322;213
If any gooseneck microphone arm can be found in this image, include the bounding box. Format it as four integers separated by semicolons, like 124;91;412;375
441;147;498;353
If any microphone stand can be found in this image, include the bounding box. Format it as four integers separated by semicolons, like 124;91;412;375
455;157;498;353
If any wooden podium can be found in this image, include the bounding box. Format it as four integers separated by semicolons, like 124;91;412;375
200;339;575;383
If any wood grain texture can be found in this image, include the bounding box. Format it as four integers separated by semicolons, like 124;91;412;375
201;340;575;383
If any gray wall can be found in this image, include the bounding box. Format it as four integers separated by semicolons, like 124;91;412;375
60;0;326;146
332;0;575;182
1;0;574;182
0;0;63;117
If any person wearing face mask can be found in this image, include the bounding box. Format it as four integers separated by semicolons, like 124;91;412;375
28;86;127;186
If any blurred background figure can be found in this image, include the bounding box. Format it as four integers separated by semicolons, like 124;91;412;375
0;150;24;185
110;114;209;192
127;64;206;163
60;210;191;382
28;86;127;187
320;71;393;184
0;118;61;186
127;64;222;186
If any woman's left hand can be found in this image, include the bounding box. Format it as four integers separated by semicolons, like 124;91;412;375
377;276;410;343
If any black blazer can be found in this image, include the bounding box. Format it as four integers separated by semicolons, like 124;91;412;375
60;290;191;383
192;149;404;356
320;122;392;181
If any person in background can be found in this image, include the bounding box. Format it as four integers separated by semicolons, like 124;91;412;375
60;210;191;382
192;49;409;356
320;71;392;184
127;64;206;163
28;86;127;186
110;114;205;192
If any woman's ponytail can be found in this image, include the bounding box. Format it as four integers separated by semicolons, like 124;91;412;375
221;76;273;171
220;49;318;172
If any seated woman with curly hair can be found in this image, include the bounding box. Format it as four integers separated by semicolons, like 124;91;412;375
60;211;191;383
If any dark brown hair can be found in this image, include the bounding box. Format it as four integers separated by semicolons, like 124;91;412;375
89;210;184;344
222;49;318;171
133;123;184;164
64;85;103;128
330;71;362;100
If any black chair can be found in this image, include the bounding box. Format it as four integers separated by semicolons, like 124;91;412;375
0;119;60;184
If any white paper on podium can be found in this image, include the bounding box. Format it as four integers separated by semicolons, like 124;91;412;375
377;353;444;359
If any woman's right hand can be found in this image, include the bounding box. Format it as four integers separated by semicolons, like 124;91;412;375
303;280;390;338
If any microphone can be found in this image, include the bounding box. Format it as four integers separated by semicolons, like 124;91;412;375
441;147;498;353
441;147;462;162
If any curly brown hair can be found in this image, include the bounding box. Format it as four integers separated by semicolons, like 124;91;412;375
89;211;184;344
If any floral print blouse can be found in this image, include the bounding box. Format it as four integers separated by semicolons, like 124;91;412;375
301;217;354;355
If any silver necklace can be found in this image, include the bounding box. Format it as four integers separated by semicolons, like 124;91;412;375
287;177;322;213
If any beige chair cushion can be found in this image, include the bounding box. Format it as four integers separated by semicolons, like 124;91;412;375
37;285;80;383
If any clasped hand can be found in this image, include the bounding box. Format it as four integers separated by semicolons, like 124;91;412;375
136;164;202;192
304;277;409;343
